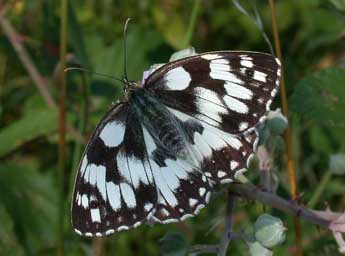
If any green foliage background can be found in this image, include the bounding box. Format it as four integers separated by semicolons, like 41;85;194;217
0;0;345;255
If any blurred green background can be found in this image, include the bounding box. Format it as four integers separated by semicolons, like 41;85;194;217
1;0;345;255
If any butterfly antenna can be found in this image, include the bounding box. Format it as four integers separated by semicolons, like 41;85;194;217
123;18;131;82
64;67;125;83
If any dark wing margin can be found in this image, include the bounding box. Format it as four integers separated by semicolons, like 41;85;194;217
144;51;281;135
72;103;157;236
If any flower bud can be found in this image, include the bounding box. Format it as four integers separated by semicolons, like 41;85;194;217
248;241;273;256
254;214;286;248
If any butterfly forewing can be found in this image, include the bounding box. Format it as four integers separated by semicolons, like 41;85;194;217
145;51;280;134
72;103;157;236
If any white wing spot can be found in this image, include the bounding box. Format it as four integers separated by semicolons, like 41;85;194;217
199;187;206;196
201;54;221;60
144;203;153;212
106;182;121;211
253;70;267;83
80;156;88;177
204;172;212;178
224;81;253;100
217;171;227;178
223;95;249;113
96;165;107;200
117;226;129;231
165;67;191;90
240;55;253;60
91;208;101;223
99;121;125;147
120;183;136;209
241;59;254;68
239;122;249;131
105;229;114;235
220;178;233;184
81;194;88;209
230;161;239;170
189;198;198;207
160;208;170;216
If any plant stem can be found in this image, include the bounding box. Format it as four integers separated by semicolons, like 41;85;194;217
218;192;236;256
189;192;237;255
308;170;333;209
228;183;338;229
268;0;303;255
183;0;201;48
58;0;68;255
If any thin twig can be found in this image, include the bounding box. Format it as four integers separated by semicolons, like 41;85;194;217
189;192;237;255
268;0;303;255
228;183;344;230
218;192;236;256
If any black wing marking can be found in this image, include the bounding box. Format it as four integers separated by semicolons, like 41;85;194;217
144;51;280;134
72;103;157;236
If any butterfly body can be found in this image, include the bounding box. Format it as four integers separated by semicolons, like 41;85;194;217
72;51;281;236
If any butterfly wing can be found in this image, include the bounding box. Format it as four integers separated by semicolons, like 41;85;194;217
144;51;280;184
72;51;280;235
72;103;157;236
131;93;213;223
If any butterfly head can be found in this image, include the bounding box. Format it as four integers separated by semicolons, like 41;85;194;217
122;76;140;98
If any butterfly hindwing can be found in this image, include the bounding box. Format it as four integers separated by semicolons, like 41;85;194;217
131;92;213;223
167;107;258;185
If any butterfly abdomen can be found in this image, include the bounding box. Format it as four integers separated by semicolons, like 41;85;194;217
132;91;188;160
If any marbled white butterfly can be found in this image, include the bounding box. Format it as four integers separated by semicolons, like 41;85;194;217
71;47;281;237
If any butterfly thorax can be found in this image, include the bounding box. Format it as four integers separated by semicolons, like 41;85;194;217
131;90;188;164
123;80;143;101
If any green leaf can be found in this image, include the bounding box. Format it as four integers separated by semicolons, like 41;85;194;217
329;154;345;175
0;108;58;157
0;162;57;254
0;205;25;256
290;67;345;127
329;0;345;11
160;232;188;256
86;28;163;82
68;1;90;67
152;6;187;50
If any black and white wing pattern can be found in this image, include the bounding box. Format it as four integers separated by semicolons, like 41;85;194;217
72;103;157;236
144;51;280;184
72;50;281;236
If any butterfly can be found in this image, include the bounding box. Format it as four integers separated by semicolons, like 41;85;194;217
71;50;281;237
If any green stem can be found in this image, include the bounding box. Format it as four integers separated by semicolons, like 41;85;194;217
308;170;333;209
58;0;68;255
69;74;89;200
183;0;201;48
